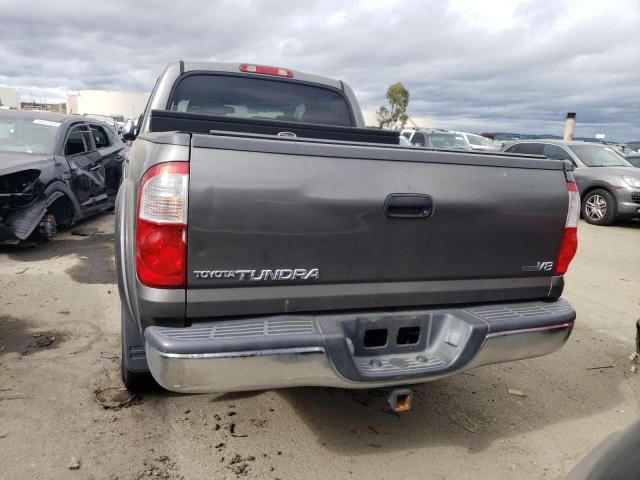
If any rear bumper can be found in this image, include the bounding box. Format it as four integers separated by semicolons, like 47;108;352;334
145;299;575;393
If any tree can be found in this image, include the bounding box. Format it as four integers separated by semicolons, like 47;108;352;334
376;83;410;129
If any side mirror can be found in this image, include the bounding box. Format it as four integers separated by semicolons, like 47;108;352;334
121;116;140;141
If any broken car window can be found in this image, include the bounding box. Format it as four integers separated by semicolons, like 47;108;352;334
90;125;111;149
0;117;60;155
65;127;89;156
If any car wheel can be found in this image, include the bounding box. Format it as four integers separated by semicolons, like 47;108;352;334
582;189;616;226
121;306;158;393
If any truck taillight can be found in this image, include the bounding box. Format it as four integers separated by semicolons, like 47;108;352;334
136;162;189;288
554;182;579;275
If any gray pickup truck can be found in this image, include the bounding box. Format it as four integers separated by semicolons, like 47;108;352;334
116;61;579;394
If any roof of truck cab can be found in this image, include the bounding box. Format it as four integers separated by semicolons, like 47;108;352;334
180;61;344;90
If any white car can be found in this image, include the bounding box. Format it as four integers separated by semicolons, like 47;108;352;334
452;131;500;151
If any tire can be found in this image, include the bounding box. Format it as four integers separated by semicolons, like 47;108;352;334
120;306;158;393
581;189;617;226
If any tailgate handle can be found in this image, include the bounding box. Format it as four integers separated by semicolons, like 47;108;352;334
384;194;433;219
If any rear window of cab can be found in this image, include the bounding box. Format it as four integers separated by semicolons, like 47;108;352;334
168;74;354;127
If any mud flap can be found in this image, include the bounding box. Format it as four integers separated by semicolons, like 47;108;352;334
121;306;149;373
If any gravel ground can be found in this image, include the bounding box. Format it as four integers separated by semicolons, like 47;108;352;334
0;213;639;480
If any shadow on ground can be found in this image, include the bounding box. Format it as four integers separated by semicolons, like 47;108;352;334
1;226;116;285
270;331;631;455
615;219;640;229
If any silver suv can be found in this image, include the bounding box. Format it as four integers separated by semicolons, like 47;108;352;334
504;140;640;225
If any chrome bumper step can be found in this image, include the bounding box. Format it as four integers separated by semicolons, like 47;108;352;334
145;299;576;393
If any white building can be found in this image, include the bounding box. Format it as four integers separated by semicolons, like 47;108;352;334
0;86;20;109
67;90;150;119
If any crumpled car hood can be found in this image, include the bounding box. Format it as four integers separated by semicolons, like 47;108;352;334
0;151;54;177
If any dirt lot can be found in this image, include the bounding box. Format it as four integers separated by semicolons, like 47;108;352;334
1;213;639;480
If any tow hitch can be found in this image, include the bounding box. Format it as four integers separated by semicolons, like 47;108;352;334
387;388;413;413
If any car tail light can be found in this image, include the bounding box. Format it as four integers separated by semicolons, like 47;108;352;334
554;182;579;275
239;64;293;78
136;162;189;288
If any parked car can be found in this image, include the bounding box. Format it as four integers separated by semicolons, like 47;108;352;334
401;128;472;150
626;155;640;167
610;144;640;157
624;143;640;153
452;131;500;151
504;140;640;225
116;61;577;395
0;110;126;244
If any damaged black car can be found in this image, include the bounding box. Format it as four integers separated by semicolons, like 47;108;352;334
0;110;126;245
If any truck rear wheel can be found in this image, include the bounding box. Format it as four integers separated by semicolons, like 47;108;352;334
120;306;158;393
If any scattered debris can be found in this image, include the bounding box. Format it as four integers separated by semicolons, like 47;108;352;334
228;411;237;416
94;388;137;409
23;333;57;355
250;418;267;428
15;267;29;275
100;352;119;360
228;423;248;438
72;227;99;237
507;389;527;397
227;454;255;477
57;310;71;315
629;350;639;373
229;463;250;476
448;411;478;433
0;394;32;401
586;365;614;371
134;456;178;480
68;457;81;470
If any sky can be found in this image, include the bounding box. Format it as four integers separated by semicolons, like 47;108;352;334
1;0;639;140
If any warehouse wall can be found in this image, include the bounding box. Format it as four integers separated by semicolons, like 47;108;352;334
0;86;20;109
67;90;150;118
